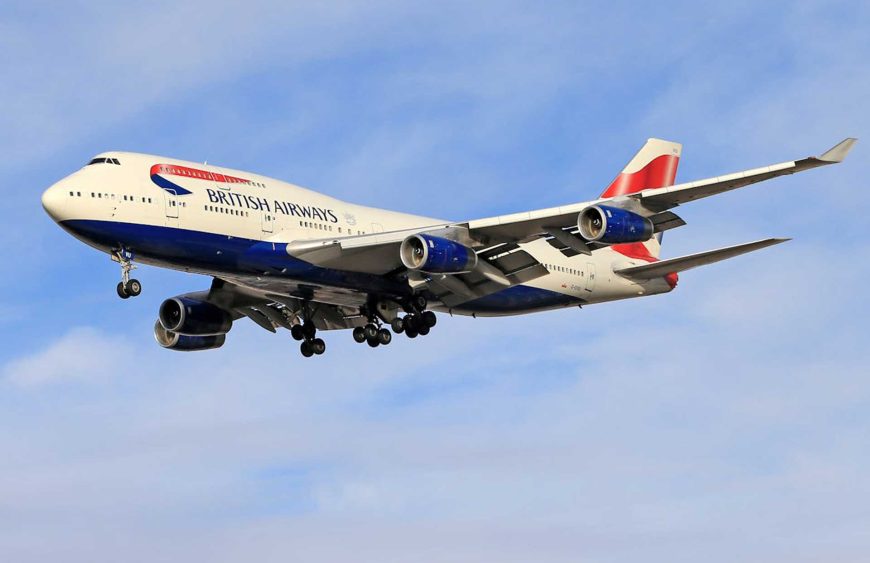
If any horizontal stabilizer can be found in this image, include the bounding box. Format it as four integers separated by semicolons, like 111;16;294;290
615;238;790;280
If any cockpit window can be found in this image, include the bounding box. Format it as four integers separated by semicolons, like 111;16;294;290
87;157;121;166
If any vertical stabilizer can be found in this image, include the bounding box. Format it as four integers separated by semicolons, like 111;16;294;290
599;138;682;198
602;138;682;260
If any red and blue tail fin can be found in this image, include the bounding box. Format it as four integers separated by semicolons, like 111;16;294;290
602;138;682;260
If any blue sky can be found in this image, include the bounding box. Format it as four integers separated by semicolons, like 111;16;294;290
1;1;869;561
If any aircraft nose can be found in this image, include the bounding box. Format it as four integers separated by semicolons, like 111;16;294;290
41;182;65;221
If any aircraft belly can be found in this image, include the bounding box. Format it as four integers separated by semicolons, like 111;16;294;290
59;219;409;299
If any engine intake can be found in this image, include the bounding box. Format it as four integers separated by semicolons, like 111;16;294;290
400;234;478;274
578;205;654;244
158;297;233;336
154;321;226;352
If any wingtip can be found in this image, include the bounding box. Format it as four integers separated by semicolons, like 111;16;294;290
819;137;857;163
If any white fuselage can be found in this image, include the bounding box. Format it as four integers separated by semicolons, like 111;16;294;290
42;151;674;315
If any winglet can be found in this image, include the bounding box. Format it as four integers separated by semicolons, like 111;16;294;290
819;138;857;163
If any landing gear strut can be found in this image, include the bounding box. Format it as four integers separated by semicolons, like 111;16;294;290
399;294;436;339
113;248;141;299
292;308;325;358
353;294;437;347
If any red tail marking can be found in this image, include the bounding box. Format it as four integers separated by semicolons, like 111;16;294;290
612;242;679;289
612;242;656;262
599;154;680;198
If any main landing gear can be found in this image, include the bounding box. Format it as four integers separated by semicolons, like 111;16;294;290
113;249;142;299
290;319;326;358
352;294;437;348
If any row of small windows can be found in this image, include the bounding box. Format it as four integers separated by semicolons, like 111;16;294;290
297;220;365;235
544;263;585;277
88;157;121;166
69;191;153;204
205;205;249;218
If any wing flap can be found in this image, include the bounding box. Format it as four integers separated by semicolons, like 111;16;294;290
614;238;789;280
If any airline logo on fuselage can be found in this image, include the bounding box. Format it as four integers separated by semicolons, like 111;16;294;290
149;163;252;196
149;163;340;223
205;188;339;223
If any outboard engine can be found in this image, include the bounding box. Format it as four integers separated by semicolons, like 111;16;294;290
154;321;226;352
158;296;233;336
400;234;478;274
577;205;654;244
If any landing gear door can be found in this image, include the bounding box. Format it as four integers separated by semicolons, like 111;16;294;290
164;189;179;219
585;262;596;292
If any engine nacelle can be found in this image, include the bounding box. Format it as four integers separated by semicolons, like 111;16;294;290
158;296;233;336
154;321;226;352
577;205;654;244
400;234;478;273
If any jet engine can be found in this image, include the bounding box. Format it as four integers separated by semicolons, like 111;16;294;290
400;234;478;274
158;296;233;336
577;205;654;244
154;321;226;351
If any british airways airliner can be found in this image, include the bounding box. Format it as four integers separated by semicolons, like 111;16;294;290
41;138;855;357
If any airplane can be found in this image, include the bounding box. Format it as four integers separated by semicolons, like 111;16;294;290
41;137;855;357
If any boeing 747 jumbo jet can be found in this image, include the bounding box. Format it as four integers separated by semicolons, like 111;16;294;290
42;138;855;357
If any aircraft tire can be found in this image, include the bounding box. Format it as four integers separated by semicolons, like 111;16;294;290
124;279;142;297
300;341;314;357
116;282;129;299
312;338;326;355
353;326;367;343
377;328;392;345
422;311;436;328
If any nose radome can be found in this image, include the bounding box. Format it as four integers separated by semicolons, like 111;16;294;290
41;182;65;221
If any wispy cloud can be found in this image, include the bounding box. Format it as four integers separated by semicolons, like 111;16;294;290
3;326;132;386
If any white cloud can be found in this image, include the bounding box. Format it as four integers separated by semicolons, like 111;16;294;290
2;327;132;386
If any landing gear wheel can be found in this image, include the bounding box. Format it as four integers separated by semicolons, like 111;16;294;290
390;317;405;333
116;282;130;299
352;326;367;343
291;325;305;341
303;322;317;340
377;328;392;345
421;311;436;328
367;336;380;348
311;338;326;355
418;325;430;336
412;294;427;311
403;315;418;332
405;327;418;339
300;341;314;357
124;279;142;297
363;324;378;340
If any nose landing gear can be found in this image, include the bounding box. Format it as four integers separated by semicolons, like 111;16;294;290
113;249;142;299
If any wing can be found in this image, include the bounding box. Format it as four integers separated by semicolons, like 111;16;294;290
191;278;368;334
281;138;854;307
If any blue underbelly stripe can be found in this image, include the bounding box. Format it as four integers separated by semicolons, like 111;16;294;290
60;219;580;313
